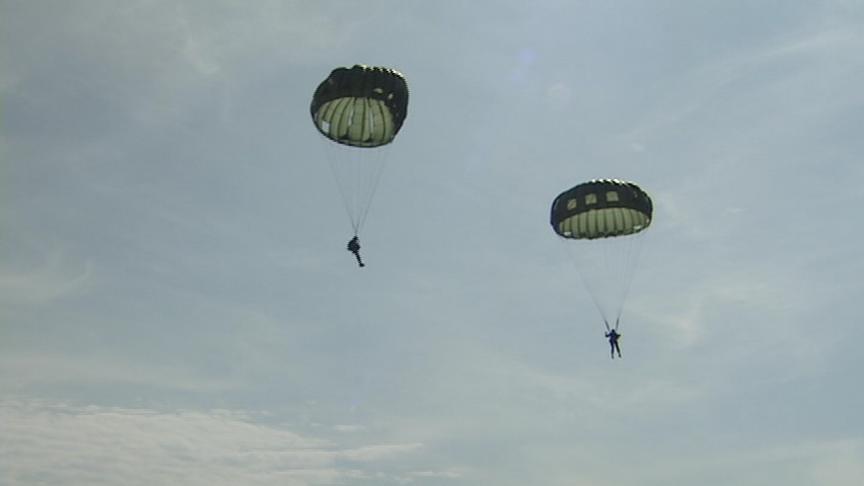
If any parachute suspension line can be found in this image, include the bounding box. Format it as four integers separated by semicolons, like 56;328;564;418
577;266;614;333
612;233;647;331
615;235;633;331
319;138;391;236
565;239;614;333
355;149;388;232
603;241;622;330
311;65;408;254
564;231;646;333
353;98;390;232
550;180;653;336
322;140;360;234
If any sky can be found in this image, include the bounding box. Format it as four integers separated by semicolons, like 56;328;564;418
1;1;863;484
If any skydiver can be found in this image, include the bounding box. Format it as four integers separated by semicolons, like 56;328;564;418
605;328;622;359
347;235;365;268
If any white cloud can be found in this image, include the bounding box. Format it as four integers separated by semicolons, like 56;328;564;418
409;469;466;479
657;438;864;486
0;399;437;486
808;439;864;486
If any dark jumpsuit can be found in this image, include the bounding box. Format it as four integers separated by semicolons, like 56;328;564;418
347;236;364;267
605;330;621;358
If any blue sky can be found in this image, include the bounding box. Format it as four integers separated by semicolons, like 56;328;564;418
2;1;863;484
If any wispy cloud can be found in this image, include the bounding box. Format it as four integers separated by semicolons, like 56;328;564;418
645;438;864;486
0;250;92;305
0;399;441;486
620;26;864;147
0;353;237;394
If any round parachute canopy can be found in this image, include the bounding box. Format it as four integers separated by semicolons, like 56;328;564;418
550;179;653;240
310;65;409;148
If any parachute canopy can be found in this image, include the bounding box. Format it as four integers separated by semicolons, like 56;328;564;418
550;179;653;240
310;65;409;148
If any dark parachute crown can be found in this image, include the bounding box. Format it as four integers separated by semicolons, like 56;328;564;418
310;65;409;147
550;179;653;240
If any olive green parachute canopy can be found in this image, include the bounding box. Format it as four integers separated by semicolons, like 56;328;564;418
310;65;409;148
550;179;653;240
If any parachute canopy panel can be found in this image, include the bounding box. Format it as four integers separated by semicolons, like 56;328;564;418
550;179;653;240
310;65;409;148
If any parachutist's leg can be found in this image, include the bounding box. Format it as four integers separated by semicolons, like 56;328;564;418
353;251;365;268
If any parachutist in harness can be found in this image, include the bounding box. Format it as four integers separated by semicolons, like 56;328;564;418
347;236;365;268
605;325;622;359
550;180;652;362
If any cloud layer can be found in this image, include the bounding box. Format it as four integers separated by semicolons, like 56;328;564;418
0;399;438;486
